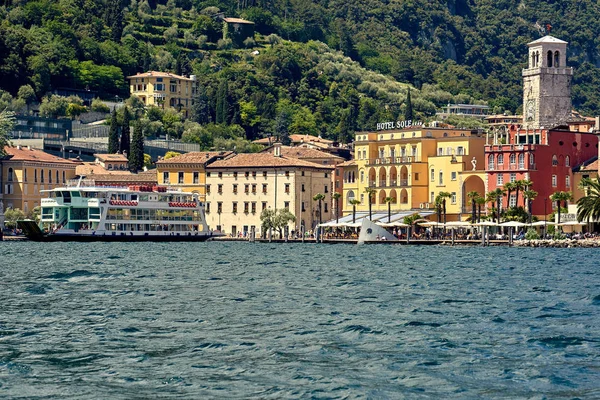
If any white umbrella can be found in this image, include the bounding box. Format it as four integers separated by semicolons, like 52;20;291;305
418;221;443;227
500;221;527;228
475;221;498;226
444;221;471;227
528;221;547;226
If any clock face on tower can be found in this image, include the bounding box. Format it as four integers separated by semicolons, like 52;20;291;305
526;99;535;122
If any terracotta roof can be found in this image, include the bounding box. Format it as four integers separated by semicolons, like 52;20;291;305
207;153;334;169
95;154;128;162
76;163;132;176
264;146;343;161
126;71;194;81
155;151;234;165
253;134;333;145
580;159;599;172
223;17;254;24
339;160;357;167
84;171;158;184
3;146;79;165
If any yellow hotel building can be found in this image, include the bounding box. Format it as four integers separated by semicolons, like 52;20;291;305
127;71;197;117
155;151;235;200
343;127;487;221
1;145;78;213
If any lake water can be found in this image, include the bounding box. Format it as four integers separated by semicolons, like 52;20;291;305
0;242;599;399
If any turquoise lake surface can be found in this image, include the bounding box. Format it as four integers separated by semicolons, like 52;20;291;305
1;242;599;398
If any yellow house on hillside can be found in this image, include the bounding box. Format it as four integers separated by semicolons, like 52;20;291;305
155;151;235;200
127;71;197;117
343;127;487;221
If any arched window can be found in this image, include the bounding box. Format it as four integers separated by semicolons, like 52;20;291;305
547;50;553;67
62;171;66;183
48;169;52;183
518;153;525;168
346;190;355;205
531;53;535;68
439;171;443;185
509;153;516;165
56;171;59;183
488;155;495;170
7;168;13;181
41;170;44;183
498;154;504;165
535;51;540;66
430;168;435;181
360;170;364;183
529;153;535;166
34;169;38;183
565;155;570;167
552;155;558;166
554;51;560;67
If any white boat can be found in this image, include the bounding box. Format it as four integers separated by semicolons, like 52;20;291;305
18;179;219;242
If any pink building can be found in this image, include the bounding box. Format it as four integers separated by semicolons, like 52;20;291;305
485;125;598;217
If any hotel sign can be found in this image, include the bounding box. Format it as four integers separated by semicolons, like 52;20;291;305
376;120;423;131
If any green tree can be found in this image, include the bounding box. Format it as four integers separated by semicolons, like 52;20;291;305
191;84;211;125
332;192;342;223
577;176;600;223
551;191;573;227
313;193;325;227
523;189;538;223
475;196;486;223
164;151;181;160
514;180;526;207
504;182;516;209
144;154;153;170
436;191;452;224
17;85;36;114
273;208;296;238
39;95;69;118
0;110;16;156
404;87;413;121
91;99;110;113
274;110;291;145
120;106;131;155
365;187;376;220
350;199;361;224
4;208;25;229
129;121;144;171
215;79;229;125
467;191;479;223
108;109;120;154
384;196;395;223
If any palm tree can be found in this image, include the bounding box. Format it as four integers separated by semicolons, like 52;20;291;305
504;182;516;209
577;176;600;223
550;190;573;227
475;196;486;223
523;189;538;223
332;192;342;224
350;199;361;223
494;187;506;222
384;196;395;222
364;187;376;220
485;191;498;222
514;179;528;206
313;193;325;227
435;192;451;223
467;191;479;223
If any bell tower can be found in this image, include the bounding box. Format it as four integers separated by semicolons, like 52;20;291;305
522;35;573;129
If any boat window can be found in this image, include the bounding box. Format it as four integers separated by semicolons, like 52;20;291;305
61;191;72;203
131;194;138;201
71;191;81;197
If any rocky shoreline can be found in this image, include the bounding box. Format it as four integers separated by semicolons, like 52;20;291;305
514;239;600;248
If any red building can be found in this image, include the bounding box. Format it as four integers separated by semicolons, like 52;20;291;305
485;125;598;217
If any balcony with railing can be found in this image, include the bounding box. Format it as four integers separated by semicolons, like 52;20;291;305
367;156;420;165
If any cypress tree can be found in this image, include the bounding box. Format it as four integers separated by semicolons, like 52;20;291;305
108;108;119;154
215;79;229;124
404;87;414;121
129;122;144;171
191;84;211;125
119;106;131;156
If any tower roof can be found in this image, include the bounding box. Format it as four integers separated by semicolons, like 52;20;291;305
527;35;568;46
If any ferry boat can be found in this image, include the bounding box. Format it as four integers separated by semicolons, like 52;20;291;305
18;180;218;242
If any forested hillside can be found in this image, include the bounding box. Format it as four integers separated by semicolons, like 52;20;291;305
1;0;599;142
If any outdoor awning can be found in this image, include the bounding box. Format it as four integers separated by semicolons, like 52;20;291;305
558;221;586;226
500;221;527;228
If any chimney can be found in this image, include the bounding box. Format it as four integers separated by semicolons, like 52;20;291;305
274;143;282;157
